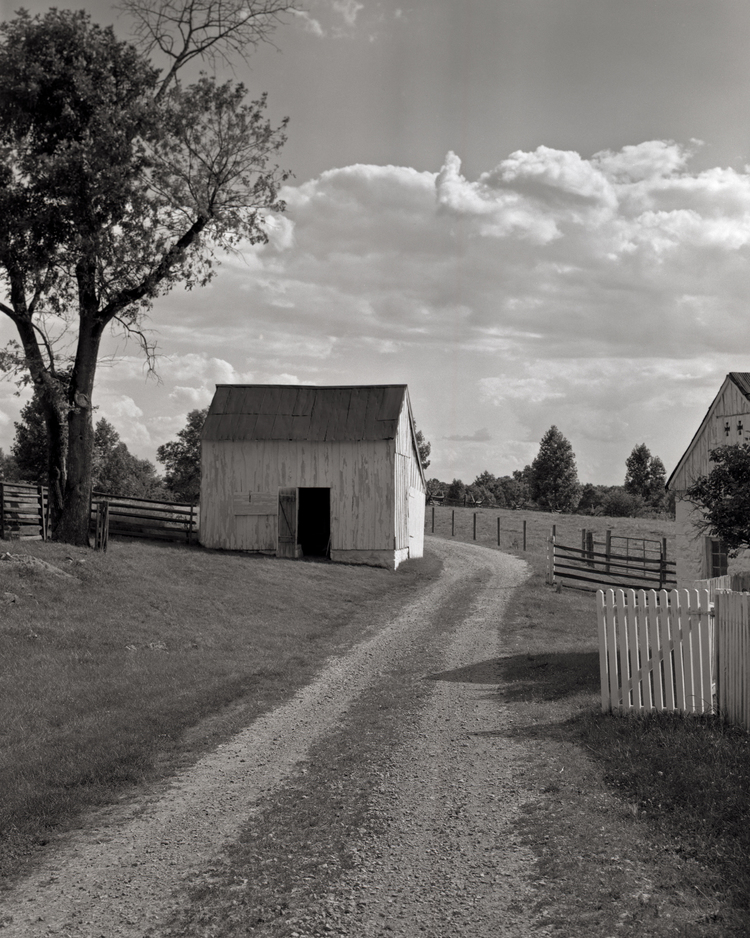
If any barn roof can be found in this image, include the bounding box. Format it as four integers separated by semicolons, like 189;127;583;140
202;384;412;443
666;372;750;491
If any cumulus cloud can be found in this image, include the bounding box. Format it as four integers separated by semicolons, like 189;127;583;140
4;139;748;485
331;0;363;27
443;428;492;443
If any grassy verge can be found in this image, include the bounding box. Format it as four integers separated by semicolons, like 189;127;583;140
435;512;749;935
0;537;442;882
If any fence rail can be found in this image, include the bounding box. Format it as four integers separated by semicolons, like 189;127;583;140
548;535;676;591
0;481;49;540
89;492;198;544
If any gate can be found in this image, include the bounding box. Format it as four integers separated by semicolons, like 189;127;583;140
597;588;713;714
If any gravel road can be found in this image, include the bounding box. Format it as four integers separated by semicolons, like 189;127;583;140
0;538;550;938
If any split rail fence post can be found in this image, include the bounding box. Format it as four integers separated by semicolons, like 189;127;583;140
523;519;527;551
95;501;109;551
586;530;594;567
660;537;667;588
546;535;555;584
451;509;455;537
37;485;45;540
188;504;196;544
473;512;477;540
605;530;612;576
431;505;435;532
497;516;500;546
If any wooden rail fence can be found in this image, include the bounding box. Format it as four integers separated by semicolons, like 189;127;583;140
547;534;675;591
89;492;198;544
0;480;198;546
0;481;49;540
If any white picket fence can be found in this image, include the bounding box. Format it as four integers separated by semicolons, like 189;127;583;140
714;591;750;729
597;589;714;715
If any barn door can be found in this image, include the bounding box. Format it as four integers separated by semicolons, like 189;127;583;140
277;488;299;558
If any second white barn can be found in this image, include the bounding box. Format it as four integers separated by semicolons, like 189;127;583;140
199;384;426;569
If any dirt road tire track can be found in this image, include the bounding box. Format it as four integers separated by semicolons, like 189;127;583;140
0;538;545;937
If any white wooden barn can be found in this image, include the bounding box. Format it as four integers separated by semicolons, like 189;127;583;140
667;372;750;585
199;384;426;569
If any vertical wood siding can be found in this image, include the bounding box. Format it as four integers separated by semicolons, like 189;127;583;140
200;439;395;552
393;401;425;554
671;378;750;491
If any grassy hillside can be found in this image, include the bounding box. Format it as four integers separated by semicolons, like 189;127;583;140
0;538;441;881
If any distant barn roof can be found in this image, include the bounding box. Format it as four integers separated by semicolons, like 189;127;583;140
202;385;411;443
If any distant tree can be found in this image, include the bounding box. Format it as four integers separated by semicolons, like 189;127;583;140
92;418;165;498
465;483;491;506
496;469;532;508
469;471;499;507
446;478;466;504
0;448;19;481
685;443;750;555
426;477;447;497
625;444;667;505
601;488;645;518
12;397;162;497
530;426;579;511
577;483;603;515
11;389;52;485
156;408;207;501
415;427;431;472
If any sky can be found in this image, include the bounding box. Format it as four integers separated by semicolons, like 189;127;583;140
2;0;750;485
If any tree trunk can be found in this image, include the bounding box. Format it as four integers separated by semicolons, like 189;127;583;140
52;314;103;546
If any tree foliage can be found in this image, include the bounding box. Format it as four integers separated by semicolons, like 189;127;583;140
685;443;750;555
156;408;207;501
11;390;162;495
415;427;431;472
625;443;667;505
92;418;166;497
530;426;579;511
0;5;290;543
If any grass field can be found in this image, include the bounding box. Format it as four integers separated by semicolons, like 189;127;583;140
0;537;442;881
3;510;749;933
433;508;750;935
425;502;674;558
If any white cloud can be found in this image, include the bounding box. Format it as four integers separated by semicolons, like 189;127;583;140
331;0;363;27
169;386;215;408
3;140;749;485
292;9;324;36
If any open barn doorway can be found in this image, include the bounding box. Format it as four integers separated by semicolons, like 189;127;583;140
297;487;331;557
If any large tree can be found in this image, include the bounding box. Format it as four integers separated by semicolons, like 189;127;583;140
530;426;580;511
685;443;750;555
0;5;290;544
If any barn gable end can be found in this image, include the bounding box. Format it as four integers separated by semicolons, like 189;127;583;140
668;372;750;585
200;384;425;569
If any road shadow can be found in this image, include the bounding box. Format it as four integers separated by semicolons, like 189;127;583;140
426;650;599;702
